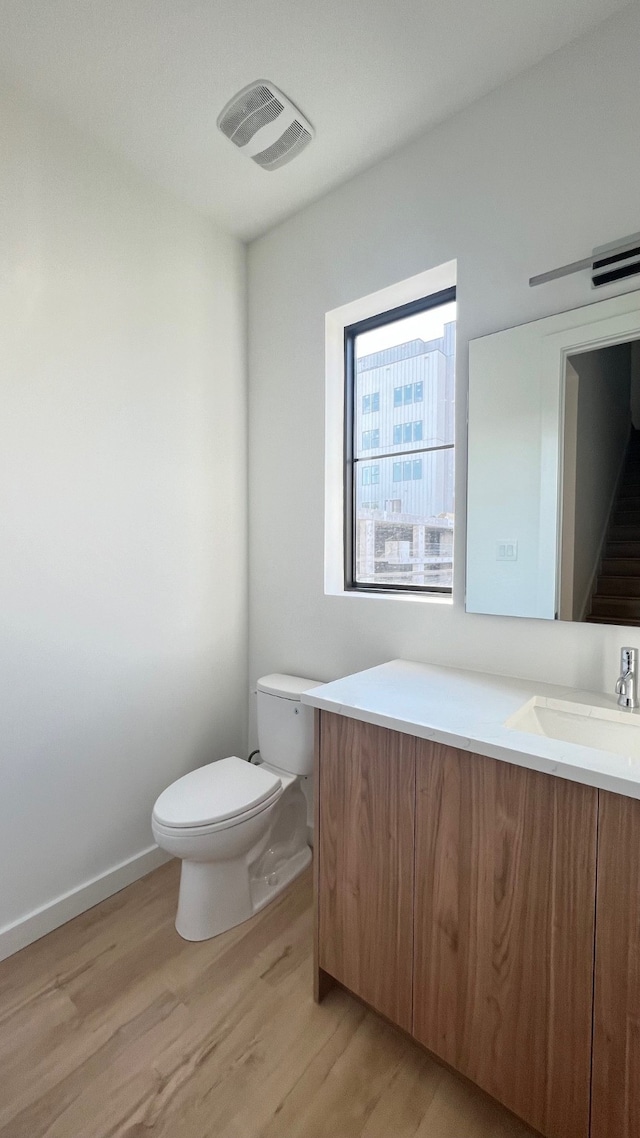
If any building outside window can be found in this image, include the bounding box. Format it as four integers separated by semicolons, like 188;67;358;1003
392;459;424;482
361;428;380;450
393;382;425;406
345;288;456;592
393;421;423;445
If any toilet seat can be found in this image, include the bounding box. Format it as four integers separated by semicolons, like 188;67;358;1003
151;790;282;840
152;756;282;832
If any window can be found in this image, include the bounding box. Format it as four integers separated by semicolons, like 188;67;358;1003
393;421;423;445
361;428;380;450
345;287;456;593
393;383;424;406
392;459;423;482
362;465;380;485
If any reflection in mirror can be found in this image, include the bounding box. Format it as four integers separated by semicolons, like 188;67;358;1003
561;341;640;624
466;291;640;624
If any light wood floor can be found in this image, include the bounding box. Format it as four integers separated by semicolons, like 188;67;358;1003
0;862;535;1138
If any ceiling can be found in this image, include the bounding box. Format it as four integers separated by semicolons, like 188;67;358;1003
0;0;629;240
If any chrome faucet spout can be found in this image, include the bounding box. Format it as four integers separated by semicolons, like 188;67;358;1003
617;648;640;710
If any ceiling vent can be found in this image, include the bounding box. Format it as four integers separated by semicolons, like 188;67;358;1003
217;81;314;171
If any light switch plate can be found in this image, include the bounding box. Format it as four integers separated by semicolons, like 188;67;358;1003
497;539;518;561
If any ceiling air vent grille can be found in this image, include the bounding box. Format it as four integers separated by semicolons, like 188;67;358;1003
232;97;284;147
219;85;273;141
252;120;312;170
217;81;314;171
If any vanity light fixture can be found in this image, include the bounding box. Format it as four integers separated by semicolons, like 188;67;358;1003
530;232;640;289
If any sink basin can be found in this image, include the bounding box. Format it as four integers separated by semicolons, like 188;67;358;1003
505;696;640;759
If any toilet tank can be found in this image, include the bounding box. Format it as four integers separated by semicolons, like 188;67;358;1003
257;674;323;776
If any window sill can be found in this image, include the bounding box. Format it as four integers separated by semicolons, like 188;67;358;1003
328;588;454;605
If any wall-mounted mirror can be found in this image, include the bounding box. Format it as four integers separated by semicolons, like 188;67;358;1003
466;291;640;623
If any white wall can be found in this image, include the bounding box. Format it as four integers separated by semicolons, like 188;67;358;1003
0;83;247;954
247;3;640;719
571;343;631;618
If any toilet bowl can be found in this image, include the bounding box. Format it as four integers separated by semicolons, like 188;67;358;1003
152;674;322;941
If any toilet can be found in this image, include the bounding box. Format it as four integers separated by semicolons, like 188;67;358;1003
152;674;322;941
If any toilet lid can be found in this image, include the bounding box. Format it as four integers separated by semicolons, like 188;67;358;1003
152;757;282;828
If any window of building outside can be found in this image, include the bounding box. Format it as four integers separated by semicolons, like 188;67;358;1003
361;428;380;450
345;288;456;592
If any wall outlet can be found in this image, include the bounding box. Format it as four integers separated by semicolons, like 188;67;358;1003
497;539;518;561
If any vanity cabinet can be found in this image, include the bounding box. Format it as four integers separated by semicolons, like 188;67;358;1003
314;711;619;1138
413;739;596;1138
315;712;415;1030
591;791;640;1138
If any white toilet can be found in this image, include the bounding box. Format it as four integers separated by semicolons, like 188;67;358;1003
151;674;321;941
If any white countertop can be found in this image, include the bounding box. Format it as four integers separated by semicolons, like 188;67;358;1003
302;659;640;800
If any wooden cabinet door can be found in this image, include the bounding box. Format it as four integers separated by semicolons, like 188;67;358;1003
316;712;415;1031
413;741;597;1138
592;791;640;1138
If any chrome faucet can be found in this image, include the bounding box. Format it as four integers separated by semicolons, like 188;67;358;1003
616;647;639;710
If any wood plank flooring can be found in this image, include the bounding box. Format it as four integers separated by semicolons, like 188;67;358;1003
0;862;535;1138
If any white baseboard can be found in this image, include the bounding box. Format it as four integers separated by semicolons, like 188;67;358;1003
0;844;171;963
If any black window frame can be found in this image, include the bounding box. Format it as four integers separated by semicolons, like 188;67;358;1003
344;286;456;595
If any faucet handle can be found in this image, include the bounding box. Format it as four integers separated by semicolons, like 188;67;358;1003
621;646;638;671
